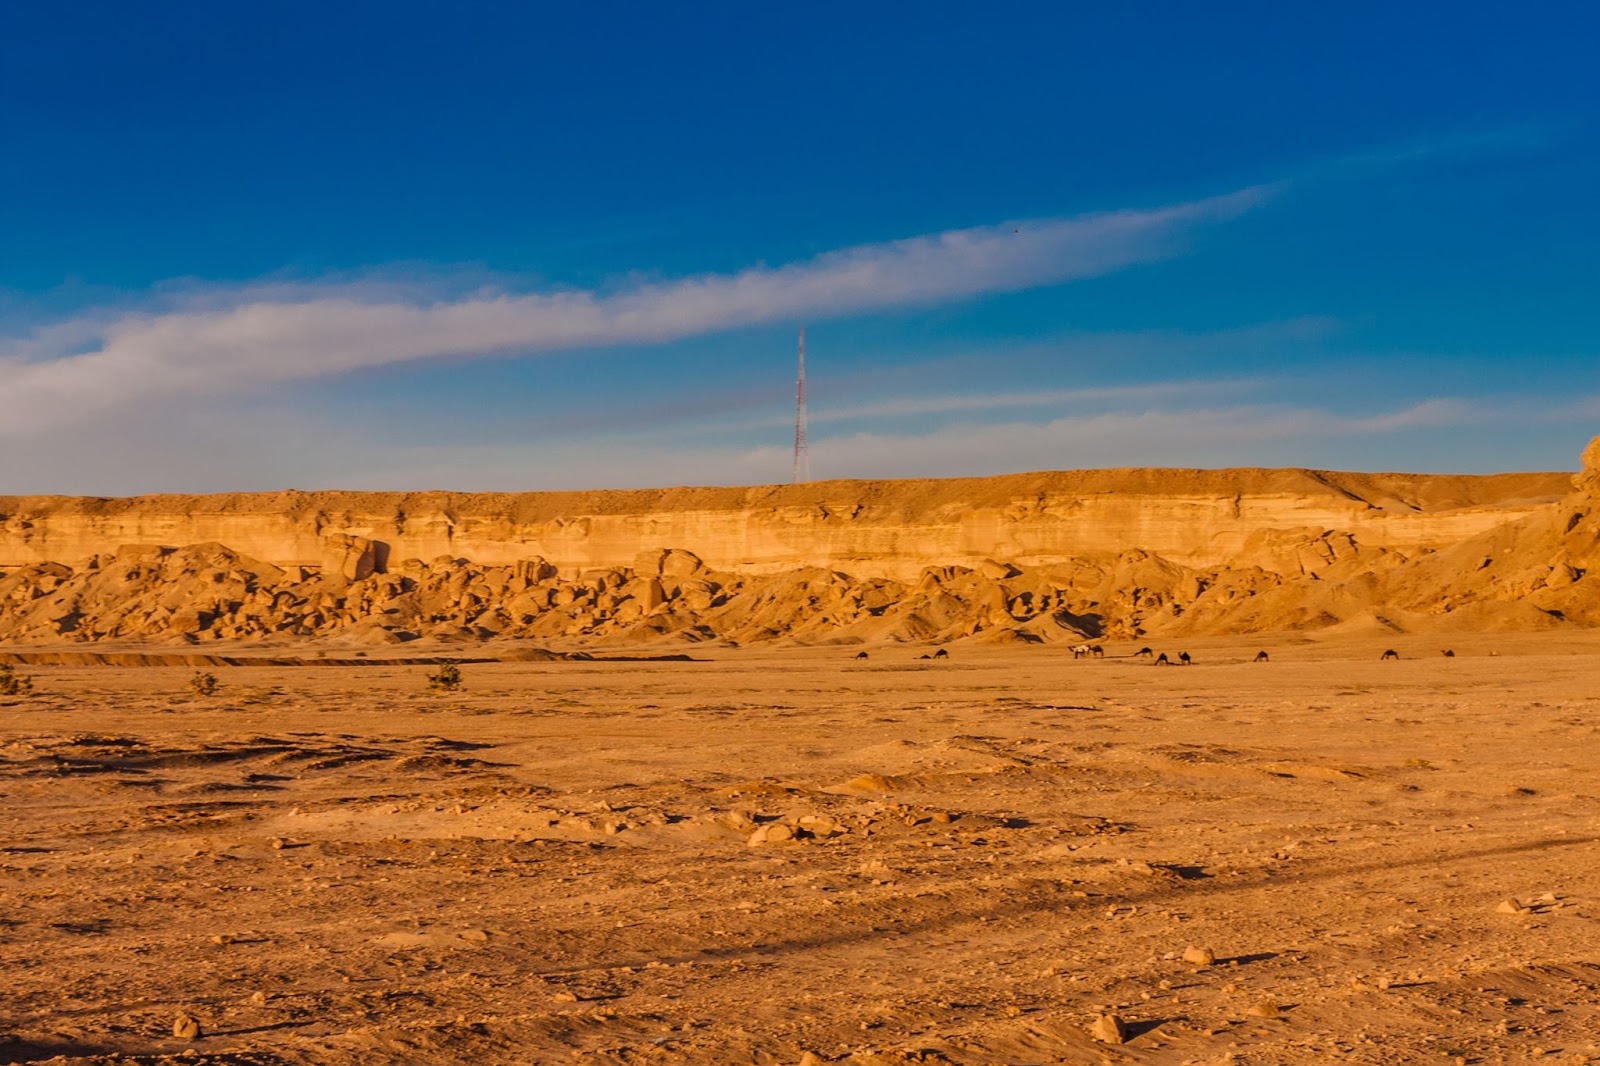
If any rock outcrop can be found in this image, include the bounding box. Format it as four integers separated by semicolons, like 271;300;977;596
0;466;1565;580
0;451;1593;647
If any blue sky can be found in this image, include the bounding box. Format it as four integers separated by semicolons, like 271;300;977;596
2;3;1597;493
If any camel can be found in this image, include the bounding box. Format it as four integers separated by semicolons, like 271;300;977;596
1254;651;1269;663
854;651;869;660
933;648;949;660
1382;649;1400;661
1133;647;1154;659
1178;652;1192;666
1441;649;1455;658
1089;644;1105;659
1070;643;1091;659
1154;653;1172;665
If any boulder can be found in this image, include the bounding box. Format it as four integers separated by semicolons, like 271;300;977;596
322;534;378;582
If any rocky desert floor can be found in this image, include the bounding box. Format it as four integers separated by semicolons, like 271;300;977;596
5;634;1600;1065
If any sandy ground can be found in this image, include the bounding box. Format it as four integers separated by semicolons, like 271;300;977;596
4;634;1600;1065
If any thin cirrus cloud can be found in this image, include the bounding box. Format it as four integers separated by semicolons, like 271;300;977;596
326;396;1514;490
0;186;1270;437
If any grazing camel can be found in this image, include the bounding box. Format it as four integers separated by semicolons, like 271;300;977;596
933;648;950;660
1154;652;1172;665
1441;649;1455;658
1089;644;1105;659
1254;651;1270;663
1381;649;1400;661
1134;647;1154;659
1178;652;1192;666
1070;643;1091;659
854;651;869;660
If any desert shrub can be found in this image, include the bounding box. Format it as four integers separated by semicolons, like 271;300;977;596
427;663;462;692
0;664;33;696
189;671;220;697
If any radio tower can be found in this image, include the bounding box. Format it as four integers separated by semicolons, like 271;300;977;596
792;327;811;483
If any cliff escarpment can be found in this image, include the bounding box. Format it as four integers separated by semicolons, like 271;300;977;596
0;466;1566;579
0;457;1587;647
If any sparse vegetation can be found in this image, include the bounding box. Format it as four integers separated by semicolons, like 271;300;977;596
0;663;34;696
189;671;220;697
427;662;463;692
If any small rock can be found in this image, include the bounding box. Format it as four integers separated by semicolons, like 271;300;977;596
1182;945;1216;966
747;823;795;846
269;837;286;850
210;934;233;945
798;1053;827;1066
551;990;579;1002
797;813;843;837
1089;1012;1127;1044
1245;999;1281;1018
172;1013;202;1039
1496;898;1531;915
249;991;267;1006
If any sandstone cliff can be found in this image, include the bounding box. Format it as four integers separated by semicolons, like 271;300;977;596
0;455;1588;647
0;466;1566;580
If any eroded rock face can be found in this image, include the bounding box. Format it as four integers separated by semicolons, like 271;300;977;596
0;466;1567;581
0;447;1594;645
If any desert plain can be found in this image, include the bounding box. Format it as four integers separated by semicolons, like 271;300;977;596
8;446;1600;1065
5;634;1600;1066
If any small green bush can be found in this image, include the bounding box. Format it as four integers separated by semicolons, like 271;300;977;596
189;671;220;697
0;664;33;696
427;662;462;692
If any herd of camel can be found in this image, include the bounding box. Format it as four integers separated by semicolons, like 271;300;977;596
853;646;1458;662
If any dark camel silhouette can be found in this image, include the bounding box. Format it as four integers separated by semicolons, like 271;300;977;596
1155;652;1172;665
1441;649;1455;658
1178;652;1192;666
854;651;869;660
933;648;949;660
1088;644;1105;659
1134;647;1154;659
1382;649;1400;661
1254;651;1269;663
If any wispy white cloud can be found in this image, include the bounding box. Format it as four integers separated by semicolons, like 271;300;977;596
0;383;1579;496
789;398;1513;480
0;187;1268;436
712;379;1264;433
326;394;1565;489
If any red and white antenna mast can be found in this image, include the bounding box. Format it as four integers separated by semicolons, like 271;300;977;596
792;327;810;483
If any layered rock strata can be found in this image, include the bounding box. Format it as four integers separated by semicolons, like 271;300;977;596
0;467;1566;581
0;451;1593;646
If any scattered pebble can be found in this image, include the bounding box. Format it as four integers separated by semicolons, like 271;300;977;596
172;1013;202;1039
1183;945;1217;966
